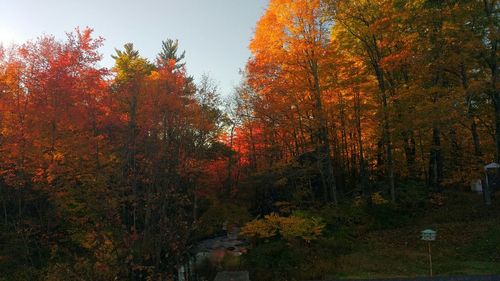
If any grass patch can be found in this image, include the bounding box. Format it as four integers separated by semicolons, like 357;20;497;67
240;191;500;280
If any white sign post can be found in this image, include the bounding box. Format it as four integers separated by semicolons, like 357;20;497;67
421;229;437;277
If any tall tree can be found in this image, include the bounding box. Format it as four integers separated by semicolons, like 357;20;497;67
248;0;338;204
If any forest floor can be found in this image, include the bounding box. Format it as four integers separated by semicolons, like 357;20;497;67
333;191;500;279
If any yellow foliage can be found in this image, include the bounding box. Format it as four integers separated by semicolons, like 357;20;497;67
353;192;388;206
372;192;388;205
240;213;325;243
240;215;278;239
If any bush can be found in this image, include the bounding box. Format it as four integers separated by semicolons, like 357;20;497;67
240;213;325;243
315;205;368;237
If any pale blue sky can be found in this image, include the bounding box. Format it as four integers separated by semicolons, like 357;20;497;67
0;0;268;96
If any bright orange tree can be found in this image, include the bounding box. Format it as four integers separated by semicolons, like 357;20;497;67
246;0;339;203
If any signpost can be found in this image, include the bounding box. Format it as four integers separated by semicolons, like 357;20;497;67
421;229;437;277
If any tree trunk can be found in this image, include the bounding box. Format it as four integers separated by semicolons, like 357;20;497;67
428;127;443;190
355;90;371;206
483;0;499;162
374;64;396;203
495;96;500;163
310;59;338;205
249;125;258;171
226;124;235;198
402;131;417;179
471;118;482;157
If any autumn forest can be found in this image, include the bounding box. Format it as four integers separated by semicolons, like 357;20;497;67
1;0;500;280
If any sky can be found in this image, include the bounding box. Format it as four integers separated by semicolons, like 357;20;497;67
0;0;269;96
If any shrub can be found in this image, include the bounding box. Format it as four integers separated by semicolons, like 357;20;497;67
240;213;325;243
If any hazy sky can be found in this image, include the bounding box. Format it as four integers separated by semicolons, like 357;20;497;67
0;0;269;96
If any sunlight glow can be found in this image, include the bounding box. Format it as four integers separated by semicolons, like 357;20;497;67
0;27;20;46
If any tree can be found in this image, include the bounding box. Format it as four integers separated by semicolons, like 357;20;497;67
158;39;187;71
248;0;338;204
